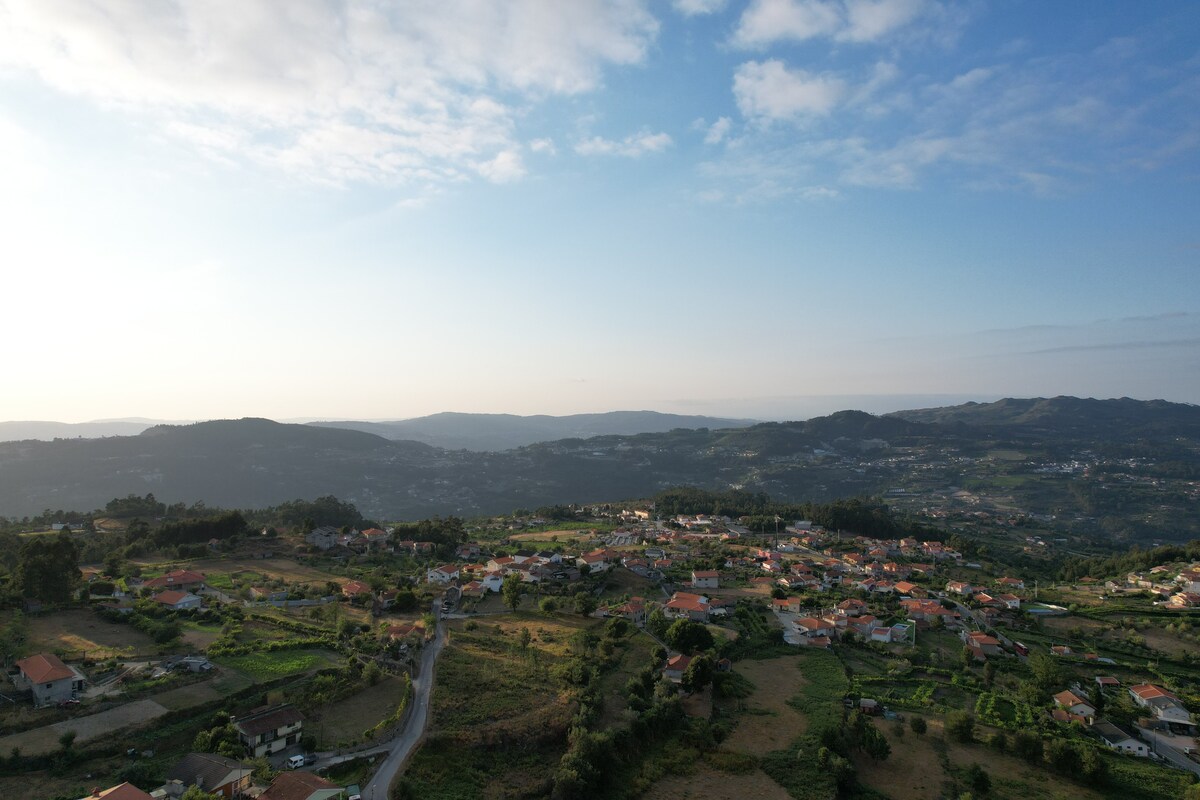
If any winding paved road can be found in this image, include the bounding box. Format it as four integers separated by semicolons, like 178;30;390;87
362;620;449;800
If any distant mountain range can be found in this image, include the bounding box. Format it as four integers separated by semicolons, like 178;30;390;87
306;411;758;451
0;411;756;451
1;397;1196;540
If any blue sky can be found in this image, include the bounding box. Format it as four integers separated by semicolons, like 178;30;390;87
1;0;1197;423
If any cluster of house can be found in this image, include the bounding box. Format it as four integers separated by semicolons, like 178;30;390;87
70;702;359;799
1050;679;1196;758
304;525;394;553
89;569;209;613
770;597;916;648
1105;563;1200;609
422;547;629;593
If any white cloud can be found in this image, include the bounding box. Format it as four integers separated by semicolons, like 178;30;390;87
733;60;845;121
733;0;840;47
732;0;929;48
575;130;673;157
840;0;926;43
476;149;526;183
704;116;733;144
529;138;558;155
0;0;659;186
673;0;727;15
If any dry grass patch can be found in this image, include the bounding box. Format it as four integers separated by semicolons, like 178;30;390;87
0;771;91;800
510;529;596;542
646;765;793;800
27;609;157;658
309;676;409;748
853;723;942;800
945;740;1107;800
722;657;808;754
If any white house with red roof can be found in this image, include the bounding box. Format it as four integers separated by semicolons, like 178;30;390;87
664;592;710;622
426;564;460;584
691;570;719;589
1053;689;1096;721
663;654;692;682
151;590;202;611
1128;684;1194;729
13;653;86;707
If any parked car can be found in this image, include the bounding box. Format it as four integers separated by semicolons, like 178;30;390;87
287;754;306;769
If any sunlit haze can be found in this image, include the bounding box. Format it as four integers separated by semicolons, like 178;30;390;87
2;1;1198;423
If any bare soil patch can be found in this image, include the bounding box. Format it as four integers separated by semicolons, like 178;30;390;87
722;656;808;754
646;765;793;800
27;609;157;658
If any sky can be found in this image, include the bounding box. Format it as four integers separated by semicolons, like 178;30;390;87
1;0;1198;423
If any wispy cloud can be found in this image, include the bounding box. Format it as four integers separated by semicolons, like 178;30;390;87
1023;338;1200;355
575;130;673;157
732;0;934;48
0;0;658;186
673;0;727;16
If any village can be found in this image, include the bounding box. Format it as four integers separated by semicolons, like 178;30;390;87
3;505;1200;800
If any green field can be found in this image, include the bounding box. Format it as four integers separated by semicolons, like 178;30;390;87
214;649;338;682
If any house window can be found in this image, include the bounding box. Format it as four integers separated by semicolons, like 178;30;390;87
45;684;52;689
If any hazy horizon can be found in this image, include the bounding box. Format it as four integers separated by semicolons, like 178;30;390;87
2;2;1198;423
15;392;1200;429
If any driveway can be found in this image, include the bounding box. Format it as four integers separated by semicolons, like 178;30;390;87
361;621;449;800
1139;727;1200;776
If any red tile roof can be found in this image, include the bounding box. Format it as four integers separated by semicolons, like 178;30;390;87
260;771;340;800
85;783;155;800
144;569;206;589
16;653;75;684
152;590;193;606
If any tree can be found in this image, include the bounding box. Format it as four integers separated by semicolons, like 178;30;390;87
966;764;990;794
666;619;714;654
539;597;558;614
681;654;714;692
57;730;76;751
647;608;669;639
181;787;221;800
363;660;383;686
15;533;80;603
502;574;523;612
909;716;927;735
573;592;598;617
944;711;975;743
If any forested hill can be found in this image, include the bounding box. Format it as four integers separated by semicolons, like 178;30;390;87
1;398;1197;542
307;410;759;451
888;396;1200;441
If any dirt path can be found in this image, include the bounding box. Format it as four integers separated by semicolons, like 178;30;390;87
0;699;169;756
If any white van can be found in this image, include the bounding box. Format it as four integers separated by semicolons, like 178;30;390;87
287;754;306;769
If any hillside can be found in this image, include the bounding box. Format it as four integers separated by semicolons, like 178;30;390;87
307;410;758;451
1;399;1197;541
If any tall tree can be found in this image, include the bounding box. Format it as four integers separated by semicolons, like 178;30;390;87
16;533;80;603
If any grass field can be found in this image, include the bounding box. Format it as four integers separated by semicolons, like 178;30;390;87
401;613;590;800
308;676;409;748
180;620;223;649
27;608;158;658
721;656;808;753
212;649;339;682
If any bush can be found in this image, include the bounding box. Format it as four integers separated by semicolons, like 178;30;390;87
944;711;975;743
910;716;927;735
